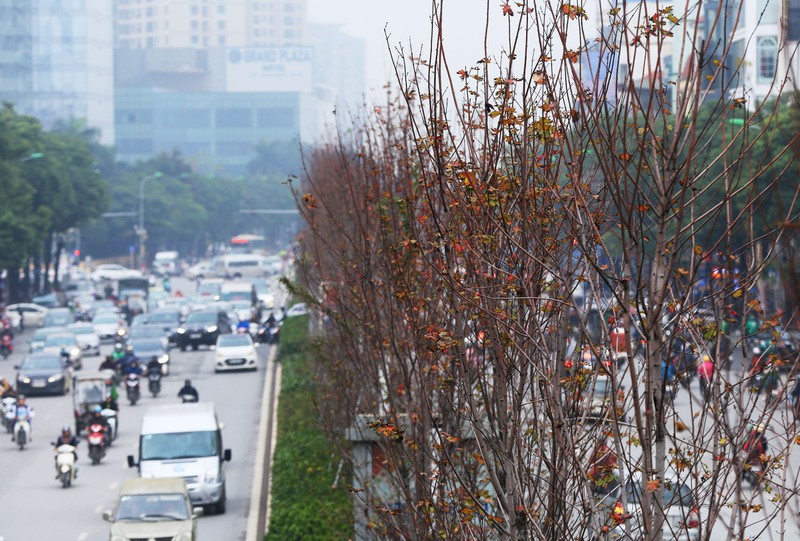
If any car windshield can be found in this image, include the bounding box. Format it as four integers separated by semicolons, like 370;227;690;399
115;493;189;521
626;480;694;507
231;300;251;310
220;291;251;302
32;329;59;341
219;335;251;347
94;315;119;324
69;326;94;335
197;283;221;296
44;335;75;347
75;381;106;403
45;314;73;325
132;327;165;339
185;312;216;325
141;431;218;460
132;339;163;352
22;355;61;370
148;312;178;324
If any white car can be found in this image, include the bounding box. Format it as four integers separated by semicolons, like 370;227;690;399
91;264;143;282
67;323;101;356
41;332;83;369
93;313;127;342
6;303;48;327
185;260;215;280
214;333;258;372
285;303;308;317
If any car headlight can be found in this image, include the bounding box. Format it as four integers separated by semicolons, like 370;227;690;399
205;469;218;483
19;376;31;384
174;532;193;541
48;374;64;382
177;327;186;334
71;347;80;356
158;354;169;364
116;329;126;336
206;325;217;333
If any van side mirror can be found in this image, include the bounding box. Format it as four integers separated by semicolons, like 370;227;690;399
126;455;136;468
223;449;232;462
102;510;114;522
192;506;204;518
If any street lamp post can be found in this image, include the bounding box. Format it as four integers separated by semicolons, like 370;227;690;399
138;172;162;269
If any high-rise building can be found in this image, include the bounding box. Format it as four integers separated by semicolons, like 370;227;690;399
0;1;115;144
114;0;307;49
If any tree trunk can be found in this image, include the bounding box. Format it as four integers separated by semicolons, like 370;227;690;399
53;235;64;290
43;232;53;292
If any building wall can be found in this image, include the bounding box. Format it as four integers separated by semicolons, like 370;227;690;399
0;0;114;144
114;0;306;49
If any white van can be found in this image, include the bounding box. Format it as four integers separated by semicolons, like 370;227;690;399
127;403;232;514
215;254;268;279
153;251;180;276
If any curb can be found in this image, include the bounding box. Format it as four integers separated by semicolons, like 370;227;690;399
245;344;279;541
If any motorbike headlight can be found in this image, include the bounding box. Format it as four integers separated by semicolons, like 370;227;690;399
177;327;186;334
48;374;64;382
19;376;31;384
71;347;80;357
158;354;169;364
206;325;217;333
116;329;126;336
205;469;218;483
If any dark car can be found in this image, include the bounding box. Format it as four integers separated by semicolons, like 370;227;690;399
16;352;71;395
129;337;170;375
176;310;232;351
142;308;182;345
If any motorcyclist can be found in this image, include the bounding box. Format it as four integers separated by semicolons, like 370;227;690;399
12;395;34;442
162;276;171;293
265;312;277;328
54;425;79;478
99;355;117;372
178;379;199;403
111;342;126;363
146;356;162;376
125;358;143;376
87;405;110;439
743;424;769;484
696;354;715;397
102;393;119;413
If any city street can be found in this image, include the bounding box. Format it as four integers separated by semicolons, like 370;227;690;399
0;279;281;541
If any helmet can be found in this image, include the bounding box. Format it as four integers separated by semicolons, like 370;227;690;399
114;342;123;351
17;395;25;404
92;405;102;414
184;379;192;387
61;425;71;436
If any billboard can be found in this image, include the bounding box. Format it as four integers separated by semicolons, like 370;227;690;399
226;47;313;93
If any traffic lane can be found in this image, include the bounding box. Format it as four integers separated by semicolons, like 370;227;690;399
166;340;275;541
0;340;271;541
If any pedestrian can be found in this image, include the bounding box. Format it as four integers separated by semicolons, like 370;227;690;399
697;354;715;398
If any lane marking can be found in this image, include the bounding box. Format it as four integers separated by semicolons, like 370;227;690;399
94;504;103;514
109;481;118;490
77;532;88;541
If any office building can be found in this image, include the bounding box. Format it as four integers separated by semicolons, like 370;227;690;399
0;1;114;144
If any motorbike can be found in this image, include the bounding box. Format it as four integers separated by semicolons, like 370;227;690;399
14;417;31;450
125;373;141;406
2;396;16;433
257;321;281;345
87;422;107;465
54;443;77;488
1;333;13;359
101;408;118;443
147;370;162;397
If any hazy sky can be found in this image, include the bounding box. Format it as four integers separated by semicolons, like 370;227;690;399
307;1;493;97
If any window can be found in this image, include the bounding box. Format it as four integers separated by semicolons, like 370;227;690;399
216;108;252;128
218;20;225;30
191;35;199;44
191;6;199;15
757;36;777;83
117;138;153;154
191;20;199;30
757;0;779;24
218;36;226;45
257;108;296;129
217;141;251;156
217;5;225;14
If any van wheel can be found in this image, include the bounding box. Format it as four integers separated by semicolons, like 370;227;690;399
191;343;199;351
215;489;226;514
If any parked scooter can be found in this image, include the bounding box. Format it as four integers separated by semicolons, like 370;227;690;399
54;444;78;488
125;373;141;406
1;333;13;359
87;422;107;465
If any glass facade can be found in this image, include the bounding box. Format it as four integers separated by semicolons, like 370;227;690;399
116;88;306;174
0;0;114;143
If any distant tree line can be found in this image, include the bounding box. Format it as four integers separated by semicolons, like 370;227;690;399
0;103;300;303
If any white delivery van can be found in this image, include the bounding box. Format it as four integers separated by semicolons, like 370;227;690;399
216;253;268;279
153;251;180;276
127;403;232;514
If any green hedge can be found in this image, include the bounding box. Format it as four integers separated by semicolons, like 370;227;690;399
266;315;353;540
